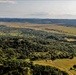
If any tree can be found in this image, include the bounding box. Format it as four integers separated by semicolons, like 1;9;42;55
73;65;76;69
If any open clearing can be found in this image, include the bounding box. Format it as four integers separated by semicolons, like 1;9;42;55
0;22;76;36
33;57;76;75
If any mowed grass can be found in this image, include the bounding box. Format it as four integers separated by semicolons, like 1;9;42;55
33;57;76;75
0;22;76;35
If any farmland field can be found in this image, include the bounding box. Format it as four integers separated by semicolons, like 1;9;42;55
33;57;76;75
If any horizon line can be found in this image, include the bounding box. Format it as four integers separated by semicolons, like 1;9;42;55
0;17;76;20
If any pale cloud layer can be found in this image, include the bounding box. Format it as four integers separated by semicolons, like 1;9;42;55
0;0;76;19
0;0;16;4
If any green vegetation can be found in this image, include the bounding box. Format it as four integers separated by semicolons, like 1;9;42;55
0;60;68;75
0;23;76;75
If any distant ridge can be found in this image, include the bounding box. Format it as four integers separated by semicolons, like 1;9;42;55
0;18;76;27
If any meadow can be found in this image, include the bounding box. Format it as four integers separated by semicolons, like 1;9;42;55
33;57;76;75
0;22;76;36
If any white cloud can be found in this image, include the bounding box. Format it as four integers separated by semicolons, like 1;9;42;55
0;0;16;4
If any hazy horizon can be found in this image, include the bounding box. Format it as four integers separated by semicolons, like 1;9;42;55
0;0;76;19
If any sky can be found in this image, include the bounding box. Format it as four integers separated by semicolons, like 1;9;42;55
0;0;76;19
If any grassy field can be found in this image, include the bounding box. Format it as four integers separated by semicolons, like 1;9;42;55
0;22;76;36
33;57;76;75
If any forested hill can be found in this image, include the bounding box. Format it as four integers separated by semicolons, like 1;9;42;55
0;18;76;27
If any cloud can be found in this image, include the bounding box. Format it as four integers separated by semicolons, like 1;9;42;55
29;12;50;17
0;0;16;4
